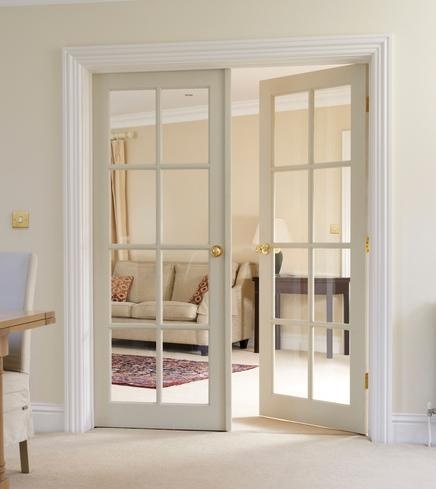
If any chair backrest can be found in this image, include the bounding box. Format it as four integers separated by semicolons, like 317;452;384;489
0;253;37;374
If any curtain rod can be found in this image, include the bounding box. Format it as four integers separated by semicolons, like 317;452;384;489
111;131;136;140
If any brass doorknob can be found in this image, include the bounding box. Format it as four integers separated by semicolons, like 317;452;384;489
210;245;223;258
255;243;273;255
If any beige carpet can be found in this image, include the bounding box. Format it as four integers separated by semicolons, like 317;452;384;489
5;428;436;489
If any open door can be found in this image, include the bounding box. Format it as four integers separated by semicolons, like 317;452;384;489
93;69;231;431
257;65;368;433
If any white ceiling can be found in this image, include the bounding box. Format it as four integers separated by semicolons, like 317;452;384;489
110;65;340;116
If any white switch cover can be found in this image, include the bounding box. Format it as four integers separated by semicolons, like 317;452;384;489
330;223;340;235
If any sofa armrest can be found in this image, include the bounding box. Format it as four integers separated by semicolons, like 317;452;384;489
235;263;255;340
196;262;255;341
197;291;209;319
235;262;254;285
197;288;240;320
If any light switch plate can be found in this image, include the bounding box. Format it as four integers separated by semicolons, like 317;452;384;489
12;211;29;229
329;223;340;235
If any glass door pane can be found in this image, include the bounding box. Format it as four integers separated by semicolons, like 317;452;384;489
314;85;351;164
161;88;209;164
110;90;157;164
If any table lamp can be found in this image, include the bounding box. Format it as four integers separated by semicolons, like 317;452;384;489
252;218;291;275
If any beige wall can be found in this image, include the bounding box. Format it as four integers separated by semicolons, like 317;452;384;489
116;107;348;344
119;106;348;277
0;0;435;415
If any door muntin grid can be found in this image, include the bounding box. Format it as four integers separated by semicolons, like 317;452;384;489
271;84;352;405
108;86;213;406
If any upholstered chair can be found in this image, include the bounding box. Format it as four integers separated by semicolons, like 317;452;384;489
0;252;37;474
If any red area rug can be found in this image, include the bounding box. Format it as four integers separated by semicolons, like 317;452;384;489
112;354;257;389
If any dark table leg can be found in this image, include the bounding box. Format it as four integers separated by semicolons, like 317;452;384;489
254;281;259;354
344;289;350;355
275;290;281;350
326;288;333;359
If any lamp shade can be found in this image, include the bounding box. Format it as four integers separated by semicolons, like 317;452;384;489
252;218;291;244
274;218;291;242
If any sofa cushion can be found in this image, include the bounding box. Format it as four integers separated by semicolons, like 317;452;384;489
111;275;134;302
131;301;198;321
113;261;174;302
112;301;135;318
172;263;209;302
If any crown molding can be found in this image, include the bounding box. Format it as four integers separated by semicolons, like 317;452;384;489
0;0;131;6
111;87;350;129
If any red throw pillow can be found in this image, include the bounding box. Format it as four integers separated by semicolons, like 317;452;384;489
189;275;208;305
112;276;134;302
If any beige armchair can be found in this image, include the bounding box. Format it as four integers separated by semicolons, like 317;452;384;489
0;252;37;474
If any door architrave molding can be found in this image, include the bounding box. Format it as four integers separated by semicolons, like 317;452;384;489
63;35;392;442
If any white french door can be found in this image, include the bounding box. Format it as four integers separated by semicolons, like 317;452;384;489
258;65;368;433
93;69;230;430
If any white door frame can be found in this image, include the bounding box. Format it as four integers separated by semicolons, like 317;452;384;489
63;35;392;442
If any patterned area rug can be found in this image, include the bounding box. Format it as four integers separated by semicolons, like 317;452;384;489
112;353;257;389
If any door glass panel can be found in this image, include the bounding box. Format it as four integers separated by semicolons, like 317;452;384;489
110;90;156;165
313;249;350;324
162;169;209;245
161;88;209;165
110;170;156;246
274;324;308;398
313;326;350;404
162;330;209;404
274;170;308;242
314;85;351;164
111;329;157;403
275;249;308;321
274;92;309;166
111;250;157;325
313;167;350;243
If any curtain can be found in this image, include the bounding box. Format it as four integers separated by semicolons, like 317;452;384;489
111;139;129;262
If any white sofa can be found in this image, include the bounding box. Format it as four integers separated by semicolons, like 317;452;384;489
112;260;255;355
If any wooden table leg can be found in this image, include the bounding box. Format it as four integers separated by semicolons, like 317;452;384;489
0;335;9;489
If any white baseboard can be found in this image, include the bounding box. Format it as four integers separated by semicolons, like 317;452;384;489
28;403;436;444
32;403;65;433
391;413;436;445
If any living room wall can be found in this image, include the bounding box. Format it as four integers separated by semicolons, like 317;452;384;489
0;0;435;427
117;104;349;279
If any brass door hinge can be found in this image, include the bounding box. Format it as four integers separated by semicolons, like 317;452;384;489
365;236;370;253
366;96;370;113
364;372;369;390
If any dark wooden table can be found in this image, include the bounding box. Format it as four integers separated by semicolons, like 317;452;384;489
252;275;350;358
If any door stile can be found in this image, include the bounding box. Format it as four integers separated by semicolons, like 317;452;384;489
307;88;315;401
155;87;163;405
